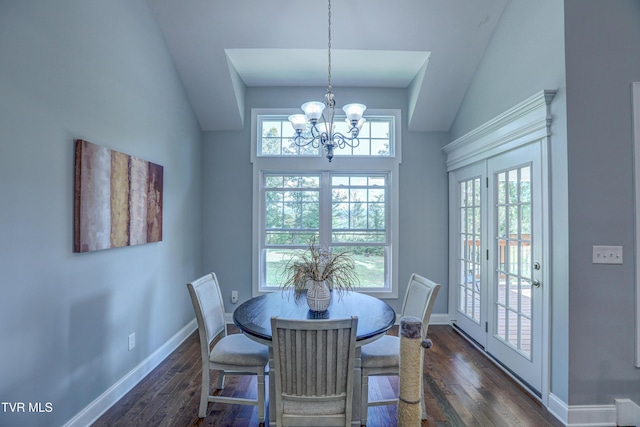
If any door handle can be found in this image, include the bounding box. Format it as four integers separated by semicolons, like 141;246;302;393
523;278;541;288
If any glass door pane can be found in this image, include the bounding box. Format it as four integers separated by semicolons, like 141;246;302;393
495;166;533;357
458;177;482;323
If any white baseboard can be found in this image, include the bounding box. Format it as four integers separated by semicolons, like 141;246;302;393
616;398;640;426
566;404;617;427
225;312;234;324
429;313;450;325
548;393;618;427
62;319;198;427
548;393;569;424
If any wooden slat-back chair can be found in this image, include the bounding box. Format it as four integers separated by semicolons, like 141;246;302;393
270;316;358;427
187;273;268;422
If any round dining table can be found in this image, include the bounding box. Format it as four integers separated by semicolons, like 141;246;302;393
233;291;396;426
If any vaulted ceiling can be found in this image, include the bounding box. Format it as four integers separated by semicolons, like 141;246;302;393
147;0;508;132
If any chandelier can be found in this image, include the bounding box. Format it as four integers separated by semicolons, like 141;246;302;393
288;0;366;162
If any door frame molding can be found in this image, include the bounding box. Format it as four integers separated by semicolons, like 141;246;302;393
443;90;556;406
444;90;556;172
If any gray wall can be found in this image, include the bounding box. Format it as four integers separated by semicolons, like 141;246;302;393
202;86;450;315
0;1;203;426
564;0;640;406
450;0;569;402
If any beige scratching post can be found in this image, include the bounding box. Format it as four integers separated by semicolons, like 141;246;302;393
398;316;433;426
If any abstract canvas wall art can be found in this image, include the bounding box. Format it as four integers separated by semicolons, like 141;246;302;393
74;139;163;252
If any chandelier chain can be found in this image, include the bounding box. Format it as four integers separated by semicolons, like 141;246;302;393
327;0;332;91
287;0;365;162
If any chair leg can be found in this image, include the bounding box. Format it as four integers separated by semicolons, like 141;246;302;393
257;371;265;423
361;373;369;426
214;369;225;390
420;374;427;420
199;366;210;418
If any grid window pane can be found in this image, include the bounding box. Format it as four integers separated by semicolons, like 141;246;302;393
259;116;394;158
332;175;387;235
265;248;300;287
331;175;388;288
261;172;390;291
333;245;385;288
264;174;320;244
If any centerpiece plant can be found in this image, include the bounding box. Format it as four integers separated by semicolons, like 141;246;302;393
281;237;359;311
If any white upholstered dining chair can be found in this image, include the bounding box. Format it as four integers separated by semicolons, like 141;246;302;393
186;272;268;422
360;273;441;425
271;316;358;427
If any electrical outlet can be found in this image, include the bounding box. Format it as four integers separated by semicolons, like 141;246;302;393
128;333;135;351
592;245;623;264
231;290;238;304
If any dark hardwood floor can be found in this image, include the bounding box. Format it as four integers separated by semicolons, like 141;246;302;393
92;325;564;427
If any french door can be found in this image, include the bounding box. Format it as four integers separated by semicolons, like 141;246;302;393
451;142;544;394
450;162;487;347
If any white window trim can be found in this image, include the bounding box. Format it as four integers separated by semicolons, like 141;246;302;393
251;108;401;298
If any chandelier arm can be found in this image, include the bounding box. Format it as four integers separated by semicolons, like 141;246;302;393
332;132;361;148
292;133;321;148
310;122;321;139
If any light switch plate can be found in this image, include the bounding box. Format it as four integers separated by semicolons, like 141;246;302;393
592;245;623;264
128;333;136;351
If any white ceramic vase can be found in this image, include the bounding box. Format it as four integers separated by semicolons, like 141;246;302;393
306;280;331;312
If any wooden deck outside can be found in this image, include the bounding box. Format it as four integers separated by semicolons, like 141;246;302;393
461;282;532;354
